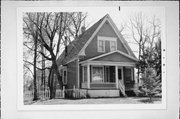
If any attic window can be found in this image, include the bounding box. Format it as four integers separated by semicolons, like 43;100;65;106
97;36;117;53
98;39;105;52
110;41;117;51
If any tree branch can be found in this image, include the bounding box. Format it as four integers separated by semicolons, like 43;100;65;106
24;60;50;71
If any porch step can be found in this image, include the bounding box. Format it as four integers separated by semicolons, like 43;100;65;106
119;90;127;97
118;81;127;97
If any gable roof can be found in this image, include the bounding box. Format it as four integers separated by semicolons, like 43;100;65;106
85;50;138;62
57;15;106;65
57;14;137;65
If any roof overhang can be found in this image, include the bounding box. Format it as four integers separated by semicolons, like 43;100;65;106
79;50;138;67
80;60;136;67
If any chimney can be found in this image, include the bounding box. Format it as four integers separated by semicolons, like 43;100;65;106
81;26;86;34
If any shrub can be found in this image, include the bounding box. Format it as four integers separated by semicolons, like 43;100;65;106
140;67;161;101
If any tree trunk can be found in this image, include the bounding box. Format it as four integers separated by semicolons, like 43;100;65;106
48;67;53;90
33;38;38;101
41;45;46;97
137;44;141;83
49;69;56;99
53;62;63;90
48;60;63;99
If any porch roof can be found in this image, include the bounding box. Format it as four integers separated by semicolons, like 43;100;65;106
80;61;136;67
80;50;137;67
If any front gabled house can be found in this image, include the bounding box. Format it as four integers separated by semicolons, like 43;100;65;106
57;14;138;98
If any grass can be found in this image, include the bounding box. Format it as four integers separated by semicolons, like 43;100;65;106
28;97;162;105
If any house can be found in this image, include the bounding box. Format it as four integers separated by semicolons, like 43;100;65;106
57;14;138;98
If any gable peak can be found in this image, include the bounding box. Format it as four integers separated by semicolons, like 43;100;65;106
104;14;111;20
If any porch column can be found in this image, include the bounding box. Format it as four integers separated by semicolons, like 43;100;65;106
121;67;124;85
115;66;118;89
131;68;134;81
87;64;90;89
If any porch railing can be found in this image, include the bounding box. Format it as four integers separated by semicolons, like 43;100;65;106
65;87;87;98
81;82;116;89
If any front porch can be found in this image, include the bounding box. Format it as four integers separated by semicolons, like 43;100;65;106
80;61;137;92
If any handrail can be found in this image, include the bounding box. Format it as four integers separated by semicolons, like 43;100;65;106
118;81;127;97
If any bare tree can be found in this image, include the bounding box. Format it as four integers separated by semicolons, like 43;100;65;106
128;12;161;82
23;12;87;99
65;12;87;38
23;13;40;101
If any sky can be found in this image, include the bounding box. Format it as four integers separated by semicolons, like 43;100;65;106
85;6;164;26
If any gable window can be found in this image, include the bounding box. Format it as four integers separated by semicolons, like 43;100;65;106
110;41;117;51
97;36;117;53
98;39;105;52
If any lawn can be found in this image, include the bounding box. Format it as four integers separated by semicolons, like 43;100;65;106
30;97;161;105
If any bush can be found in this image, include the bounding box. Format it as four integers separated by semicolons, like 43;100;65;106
140;67;161;100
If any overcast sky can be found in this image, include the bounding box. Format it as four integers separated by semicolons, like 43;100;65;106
85;6;164;27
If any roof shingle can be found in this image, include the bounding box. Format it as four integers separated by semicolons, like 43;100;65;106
57;14;137;65
57;14;106;65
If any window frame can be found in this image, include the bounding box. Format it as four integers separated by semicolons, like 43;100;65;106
91;65;104;83
97;39;105;53
82;66;87;83
110;40;117;51
97;36;117;53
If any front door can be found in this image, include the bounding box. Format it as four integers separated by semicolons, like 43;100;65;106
118;67;127;96
118;67;123;84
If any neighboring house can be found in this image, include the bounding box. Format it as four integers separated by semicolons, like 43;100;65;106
57;14;138;98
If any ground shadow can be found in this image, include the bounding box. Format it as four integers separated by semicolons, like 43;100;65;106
138;97;161;103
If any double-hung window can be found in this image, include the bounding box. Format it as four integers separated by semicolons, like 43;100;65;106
110;40;117;51
82;66;87;83
97;36;117;52
91;66;104;83
98;39;105;52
